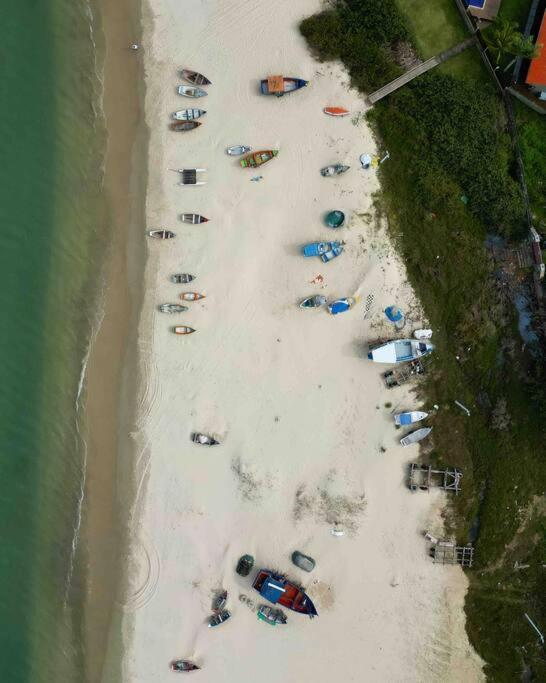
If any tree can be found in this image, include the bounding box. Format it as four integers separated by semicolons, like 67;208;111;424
485;19;541;65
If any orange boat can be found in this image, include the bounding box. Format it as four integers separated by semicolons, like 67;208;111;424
323;107;349;117
179;292;205;301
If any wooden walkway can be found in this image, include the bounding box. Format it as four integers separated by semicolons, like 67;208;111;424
368;37;476;104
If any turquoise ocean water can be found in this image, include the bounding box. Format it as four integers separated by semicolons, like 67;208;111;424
0;1;107;680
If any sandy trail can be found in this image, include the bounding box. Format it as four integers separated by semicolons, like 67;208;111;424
120;1;484;681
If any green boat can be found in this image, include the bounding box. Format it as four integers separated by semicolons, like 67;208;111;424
257;605;287;626
325;210;345;228
240;150;279;168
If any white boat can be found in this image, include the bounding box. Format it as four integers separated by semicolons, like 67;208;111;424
394;411;428;426
147;229;175;239
177;85;207;98
414;329;433;339
368;339;434;364
226;145;251;156
172;108;206;120
400;427;432;447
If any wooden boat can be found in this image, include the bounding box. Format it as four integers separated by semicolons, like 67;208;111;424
321;164;350;177
177;168;206;186
159;303;188;313
211;590;228;612
394;411;428;426
300;295;326;309
368;339;434;364
260;75;308;96
174;326;195;335
147;229;175;239
172;108;206;121
181;68;211;86
180;213;209;224
208;610;231;628
177;85;207;98
226;145;251;156
170;120;202;132
236;554;254;577
257;605;287;626
170;660;200;673
253;569;317;617
323;107;349;117
400;427;432;447
171;273;195;284
328;297;356;315
192;432;219;446
240;150;278;168
179;292;205;301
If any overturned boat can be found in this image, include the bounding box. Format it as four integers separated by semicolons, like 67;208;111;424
260;75;308;96
400;427;432;447
171;273;195;284
321;164;350;177
159;303;188;314
328;297;356;315
394;411;428;426
253;569;318;618
368;339;434;364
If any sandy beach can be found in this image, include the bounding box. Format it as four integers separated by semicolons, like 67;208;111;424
119;0;484;681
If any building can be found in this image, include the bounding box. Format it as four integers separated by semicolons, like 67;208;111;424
465;0;502;24
525;10;546;98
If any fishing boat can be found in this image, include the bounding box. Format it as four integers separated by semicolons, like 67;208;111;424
159;304;188;314
179;292;205;301
368;339;434;364
400;427;432;447
208;609;231;628
240;150;278;168
321;164;350;177
324;106;349;117
328;297;356;315
236;554;254;577
211;590;228;612
321;244;343;262
226;145;251;156
180;213;209;224
394;411;428;426
147;229;175;239
171;273;195;284
260;75;308;96
257;605;287;626
172;108;206;120
177;85;208;98
181;68;212;86
302;241;343;263
324;210;345;228
170;660;200;673
170;120;202;132
174;326;195;335
300;295;326;309
253;569;318;618
192;432;219;446
177;169;207;186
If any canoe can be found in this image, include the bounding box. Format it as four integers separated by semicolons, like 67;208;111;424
170;660;200;672
172;108;206;120
170;120;201;132
394;411;428;426
321;164;350;177
226;145;251;156
180;292;205;301
240;150;278;168
181;68;211;86
177;85;207;98
208;610;231;628
300;295;326;309
325;210;345;228
368;339;435;364
158;304;188;313
147;229;175;239
253;569;318;618
400;427;432;447
177;168;207;186
180;213;209;224
174;326;195;335
260;75;308;96
170;273;195;284
324;107;349;116
328;297;355;315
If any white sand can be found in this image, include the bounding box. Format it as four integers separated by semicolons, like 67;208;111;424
120;1;484;681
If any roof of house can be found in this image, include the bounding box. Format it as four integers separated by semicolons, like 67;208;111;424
526;11;546;86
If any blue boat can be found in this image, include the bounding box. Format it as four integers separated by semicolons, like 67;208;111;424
302;241;343;261
328;297;355;315
260;76;308;96
320;243;343;262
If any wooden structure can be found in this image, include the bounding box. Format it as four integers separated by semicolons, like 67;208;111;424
430;541;474;567
383;358;427;388
409;463;463;494
465;0;502;24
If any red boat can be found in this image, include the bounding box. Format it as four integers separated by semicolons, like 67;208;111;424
252;569;318;618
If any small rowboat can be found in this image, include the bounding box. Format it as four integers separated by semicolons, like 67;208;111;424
400;427;432;447
147;229;175;239
257;605;288;625
172;108;206;120
300;295;326;309
171;273;195;284
170;660;200;673
181;68;211;86
180;292;205;301
260;75;308;96
180;213;209;224
159;304;188;314
212;590;228;612
328;297;356;315
240;150;279;168
394;411;428;426
192;432;219;446
174;326;196;335
170;120;201;132
208;610;231;628
178;85;207;98
226;145;251;156
321;164;350;177
324;107;349;117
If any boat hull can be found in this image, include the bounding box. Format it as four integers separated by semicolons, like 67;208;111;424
368;339;434;363
394;411;428;426
147;229;175;239
174;326;195;335
240;150;278;168
180;214;209;224
170;121;201;132
260;76;308;96
179;292;205;301
400;427;432;447
171;273;195;284
181;69;211;86
177;85;207;98
227;145;251;156
324;107;349;116
172;108;206;120
253;569;318;617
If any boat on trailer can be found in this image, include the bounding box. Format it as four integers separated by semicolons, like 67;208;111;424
400;427;432;447
179;213;209;224
181;68;212;86
368;339;434;364
252;569;318;618
172;108;206;121
147;229;175;239
260;75;308;96
394;411;428;426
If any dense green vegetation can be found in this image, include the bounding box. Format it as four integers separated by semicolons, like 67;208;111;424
301;1;545;680
514;101;546;224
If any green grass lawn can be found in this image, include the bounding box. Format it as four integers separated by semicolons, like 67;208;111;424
396;0;468;57
497;0;533;30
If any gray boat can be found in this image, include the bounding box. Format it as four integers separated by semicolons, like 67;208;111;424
400;427;432;447
208;609;231;628
171;273;195;284
159;304;188;314
321;164;350;177
300;295;327;309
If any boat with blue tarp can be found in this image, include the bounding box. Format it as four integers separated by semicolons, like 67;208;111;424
252;569;318;618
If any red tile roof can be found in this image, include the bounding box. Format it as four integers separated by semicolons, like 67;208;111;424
526;12;546;87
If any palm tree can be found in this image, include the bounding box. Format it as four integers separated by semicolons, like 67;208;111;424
484;19;520;65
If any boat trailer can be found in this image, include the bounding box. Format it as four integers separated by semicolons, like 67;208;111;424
383;358;427;388
408;463;462;494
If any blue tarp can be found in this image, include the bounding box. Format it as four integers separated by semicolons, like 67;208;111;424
260;578;285;604
398;413;412;425
385;306;403;322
